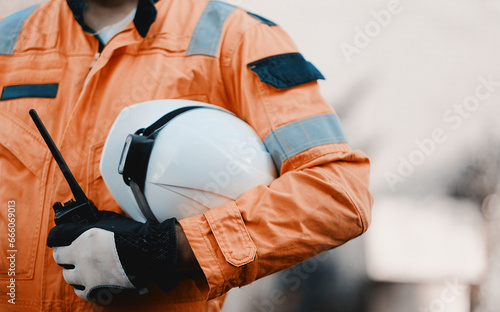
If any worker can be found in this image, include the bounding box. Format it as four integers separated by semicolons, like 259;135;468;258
0;0;373;311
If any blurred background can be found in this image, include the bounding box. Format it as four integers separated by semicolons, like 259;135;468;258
2;1;500;311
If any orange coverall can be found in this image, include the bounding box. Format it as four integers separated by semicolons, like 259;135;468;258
0;0;373;311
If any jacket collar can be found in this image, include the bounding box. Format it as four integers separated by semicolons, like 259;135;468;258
66;0;158;38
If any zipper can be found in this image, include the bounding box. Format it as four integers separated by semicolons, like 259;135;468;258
84;36;104;86
89;52;100;72
83;52;100;87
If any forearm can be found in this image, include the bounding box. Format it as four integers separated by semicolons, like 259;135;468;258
179;146;373;299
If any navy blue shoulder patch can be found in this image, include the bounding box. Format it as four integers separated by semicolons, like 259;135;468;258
247;12;278;26
248;53;325;89
0;4;40;55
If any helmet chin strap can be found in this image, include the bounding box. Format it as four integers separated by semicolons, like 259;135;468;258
130;180;159;224
120;105;228;223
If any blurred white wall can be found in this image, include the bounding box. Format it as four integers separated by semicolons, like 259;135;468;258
230;0;500;196
0;0;43;18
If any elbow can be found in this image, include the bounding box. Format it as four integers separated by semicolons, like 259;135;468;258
347;179;373;237
318;149;374;241
340;149;374;237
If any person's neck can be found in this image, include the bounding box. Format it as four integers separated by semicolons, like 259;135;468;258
84;0;139;32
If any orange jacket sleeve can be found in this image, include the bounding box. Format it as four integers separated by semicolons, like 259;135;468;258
179;8;373;300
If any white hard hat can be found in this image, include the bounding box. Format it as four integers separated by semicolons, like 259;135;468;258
100;99;277;223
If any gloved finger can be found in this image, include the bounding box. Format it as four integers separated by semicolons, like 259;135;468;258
47;222;92;247
65;270;130;302
53;228;103;266
88;286;129;303
73;285;89;301
53;246;76;267
61;267;88;300
47;211;139;248
62;266;85;290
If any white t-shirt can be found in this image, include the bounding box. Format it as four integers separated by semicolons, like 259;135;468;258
95;9;137;45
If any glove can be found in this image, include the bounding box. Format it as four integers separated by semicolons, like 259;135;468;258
47;211;178;301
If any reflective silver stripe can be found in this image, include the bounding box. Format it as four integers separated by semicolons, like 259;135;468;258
0;4;39;55
264;114;348;172
186;1;235;57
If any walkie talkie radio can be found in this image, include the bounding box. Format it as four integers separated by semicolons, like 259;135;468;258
29;109;100;225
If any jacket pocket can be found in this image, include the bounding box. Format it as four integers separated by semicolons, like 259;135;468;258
0;65;63;125
0;107;48;279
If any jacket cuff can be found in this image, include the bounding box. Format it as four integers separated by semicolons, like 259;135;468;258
179;201;259;300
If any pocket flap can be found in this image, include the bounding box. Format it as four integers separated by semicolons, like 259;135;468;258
204;202;256;267
0;107;48;179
